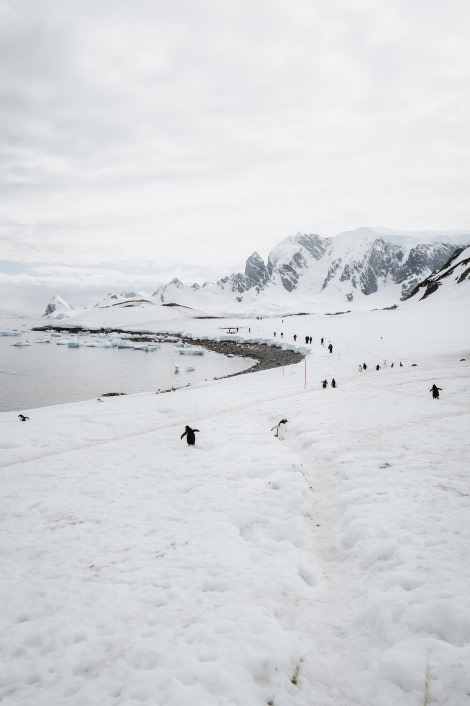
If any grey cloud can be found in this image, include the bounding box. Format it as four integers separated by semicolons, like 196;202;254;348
0;0;469;293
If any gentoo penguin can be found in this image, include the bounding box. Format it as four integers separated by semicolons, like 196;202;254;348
271;419;288;440
18;414;29;421
181;425;200;445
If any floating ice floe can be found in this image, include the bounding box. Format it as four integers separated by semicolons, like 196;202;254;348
133;344;160;351
178;347;204;356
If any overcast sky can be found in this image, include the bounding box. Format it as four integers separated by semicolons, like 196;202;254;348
1;0;470;312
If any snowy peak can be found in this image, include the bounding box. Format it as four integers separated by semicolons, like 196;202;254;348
244;252;269;289
322;236;402;297
43;295;74;318
266;233;329;292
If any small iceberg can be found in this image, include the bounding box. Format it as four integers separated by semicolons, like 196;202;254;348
11;340;31;346
178;347;204;356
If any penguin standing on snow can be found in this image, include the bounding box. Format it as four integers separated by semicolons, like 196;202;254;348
181;425;200;445
271;419;288;440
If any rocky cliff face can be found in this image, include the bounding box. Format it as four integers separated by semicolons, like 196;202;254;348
194;231;468;304
43;295;74;318
404;246;470;301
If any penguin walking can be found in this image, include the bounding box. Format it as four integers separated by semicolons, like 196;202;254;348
181;425;200;445
271;419;288;440
430;384;442;400
18;414;29;421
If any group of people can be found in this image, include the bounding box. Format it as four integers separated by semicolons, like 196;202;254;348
288;335;333;353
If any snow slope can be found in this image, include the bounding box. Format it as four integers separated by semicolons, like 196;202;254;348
1;288;469;705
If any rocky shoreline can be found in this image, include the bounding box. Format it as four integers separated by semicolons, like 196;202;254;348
178;336;304;377
32;324;304;380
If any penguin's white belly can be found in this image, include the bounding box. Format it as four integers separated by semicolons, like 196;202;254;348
278;422;287;440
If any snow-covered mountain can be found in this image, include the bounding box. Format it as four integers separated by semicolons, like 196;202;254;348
151;228;470;310
43;295;75;319
405;245;470;302
43;228;470;318
93;291;153;308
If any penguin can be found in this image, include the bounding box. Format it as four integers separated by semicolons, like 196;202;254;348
18;414;29;421
271;419;288;440
181;425;200;445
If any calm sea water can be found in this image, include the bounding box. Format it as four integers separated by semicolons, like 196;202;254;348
0;330;254;413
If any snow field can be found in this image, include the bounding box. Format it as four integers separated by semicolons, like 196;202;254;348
1;298;469;705
1;375;326;705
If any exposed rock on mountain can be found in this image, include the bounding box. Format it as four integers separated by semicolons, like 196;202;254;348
151;229;469;306
43;228;470;317
95;291;152;308
404;246;470;301
43;295;74;318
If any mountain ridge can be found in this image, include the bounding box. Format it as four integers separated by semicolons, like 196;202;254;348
43;227;470;317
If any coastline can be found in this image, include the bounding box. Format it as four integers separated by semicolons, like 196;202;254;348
178;335;304;376
32;324;305;380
